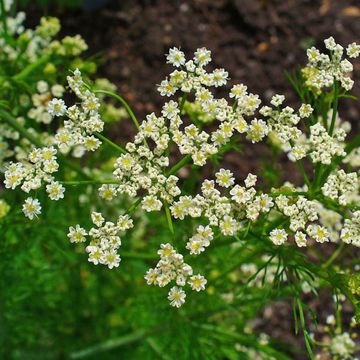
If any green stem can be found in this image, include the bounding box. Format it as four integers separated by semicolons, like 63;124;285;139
328;81;339;136
166;154;192;176
70;330;149;359
311;163;322;192
322;242;345;268
0;109;43;147
126;198;142;214
0;109;91;179
94;132;126;154
344;133;360;156
296;159;311;188
94;89;140;131
179;93;187;112
13;55;50;82
289;139;311;188
194;323;292;360
0;0;8;40
164;203;174;237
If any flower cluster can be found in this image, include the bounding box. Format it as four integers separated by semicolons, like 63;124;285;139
272;192;330;246
145;243;207;307
51;69;103;155
322;170;359;205
172;171;273;243
329;333;356;359
4;146;64;218
68;212;133;269
158;48;260;166
303;37;360;91
3;35;360;315
28;81;65;124
259;96;307;145
315;305;359;360
309;123;346;164
341;211;360;246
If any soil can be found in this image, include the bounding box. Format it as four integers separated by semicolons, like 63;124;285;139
52;0;360;187
25;0;360;358
54;0;360;124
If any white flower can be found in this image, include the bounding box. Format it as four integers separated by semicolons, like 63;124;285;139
157;79;177;97
166;47;186;67
51;84;65;97
270;94;285;107
142;195;163;212
246;118;269;143
299;104;313;118
346;42;360;58
36;80;48;93
103;251;121;269
230;84;247;100
219;216;238;236
307;224;329;243
48;98;67;116
230;185;251;204
215;168;234;188
168;286;186;308
68;224;87;243
324;36;336;51
46;181;65;200
188;274;207;291
194;47;211;66
91;212;105;227
22;197;41;220
244;173;257;188
330;332;355;357
269;228;288;245
211;68;228;87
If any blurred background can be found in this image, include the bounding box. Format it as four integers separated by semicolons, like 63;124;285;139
24;0;360;123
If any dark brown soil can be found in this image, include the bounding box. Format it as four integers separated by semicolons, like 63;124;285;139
55;0;360;125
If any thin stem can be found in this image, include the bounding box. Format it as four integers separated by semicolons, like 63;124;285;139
70;330;149;359
345;133;360;156
166;154;192;176
126;198;142;214
322;242;345;268
289;139;311;188
0;109;43;147
296;159;311;188
311;163;322;192
179;93;187;112
94;89;140;131
0;0;8;40
164;203;174;237
328;81;339;136
13;55;50;81
0;108;91;179
94;132;126;154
